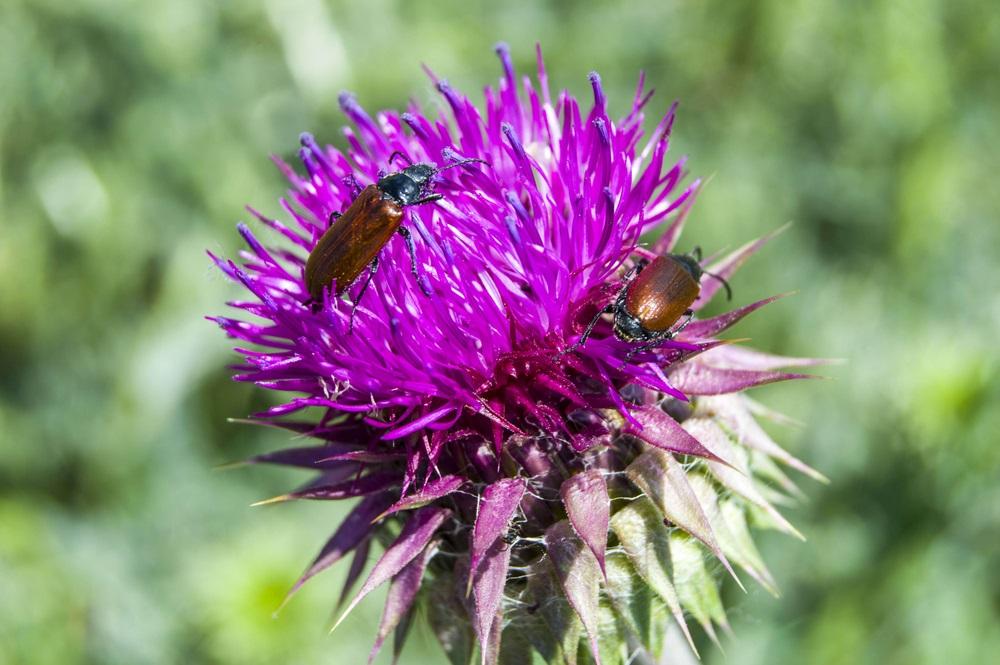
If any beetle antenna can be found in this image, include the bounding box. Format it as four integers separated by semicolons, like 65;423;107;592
388;151;412;167
690;246;703;261
702;269;733;300
436;157;490;173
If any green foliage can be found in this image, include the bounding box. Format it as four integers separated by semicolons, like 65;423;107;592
1;0;998;663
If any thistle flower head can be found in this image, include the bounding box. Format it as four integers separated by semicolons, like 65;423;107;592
211;44;826;664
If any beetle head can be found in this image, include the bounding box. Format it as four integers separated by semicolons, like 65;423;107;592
670;249;733;301
669;252;704;282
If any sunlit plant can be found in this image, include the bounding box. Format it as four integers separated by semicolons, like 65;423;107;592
210;44;826;664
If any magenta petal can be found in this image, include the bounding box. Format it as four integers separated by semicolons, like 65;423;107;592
369;538;440;664
382;405;458;440
334;505;451;629
559;471;610;577
284;492;392;602
391;611;415;665
375;475;466;521
471;541;512;664
680;294;788;340
669;363;816;395
545;520;603;665
701;344;836;371
626;405;730;465
319;450;407;464
651;178;698;254
260;471;398;503
336;537;371;610
246;443;360;469
483;607;503;665
468;478;526;585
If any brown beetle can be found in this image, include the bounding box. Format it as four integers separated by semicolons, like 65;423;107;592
304;156;486;325
566;247;731;361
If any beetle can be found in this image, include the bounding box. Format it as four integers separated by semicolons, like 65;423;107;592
304;155;487;326
565;247;732;361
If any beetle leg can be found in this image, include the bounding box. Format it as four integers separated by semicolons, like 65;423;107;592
668;309;695;337
349;256;379;333
623;334;669;365
622;310;695;365
327;210;342;228
621;258;649;284
561;302;615;356
397;226;433;297
437;157;490;172
411;194;444;206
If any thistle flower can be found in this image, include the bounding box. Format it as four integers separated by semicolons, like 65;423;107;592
210;44;827;665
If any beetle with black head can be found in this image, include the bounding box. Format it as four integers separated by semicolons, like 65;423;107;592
304;154;487;329
565;247;732;362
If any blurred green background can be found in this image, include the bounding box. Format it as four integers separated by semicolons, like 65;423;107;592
2;0;998;663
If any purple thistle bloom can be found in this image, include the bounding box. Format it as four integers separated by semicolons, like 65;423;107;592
211;44;826;664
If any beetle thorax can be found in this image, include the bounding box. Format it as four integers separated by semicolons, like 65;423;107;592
377;173;423;206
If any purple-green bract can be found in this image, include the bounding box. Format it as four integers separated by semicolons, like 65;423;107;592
211;44;825;665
